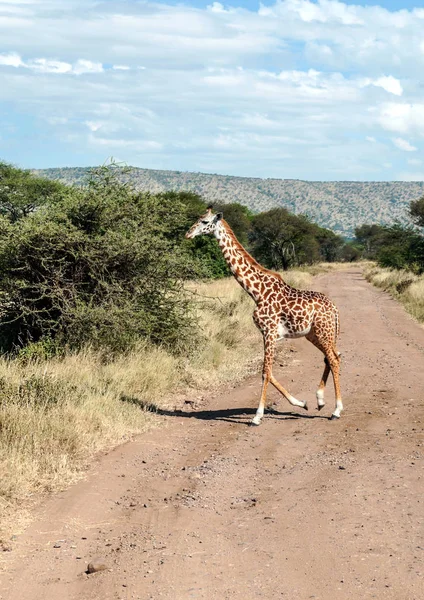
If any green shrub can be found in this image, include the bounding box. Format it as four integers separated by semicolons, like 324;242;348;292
0;164;203;354
249;207;345;270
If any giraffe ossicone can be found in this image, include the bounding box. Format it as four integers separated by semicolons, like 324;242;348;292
186;208;343;425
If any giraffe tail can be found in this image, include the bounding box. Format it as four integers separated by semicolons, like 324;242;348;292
335;309;340;341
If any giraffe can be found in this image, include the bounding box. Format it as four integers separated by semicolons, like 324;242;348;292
186;207;342;426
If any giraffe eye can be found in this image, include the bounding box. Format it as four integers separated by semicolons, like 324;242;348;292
201;220;209;224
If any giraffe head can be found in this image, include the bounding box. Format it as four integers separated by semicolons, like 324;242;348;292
185;206;223;239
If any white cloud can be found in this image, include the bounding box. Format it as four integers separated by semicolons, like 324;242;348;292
28;58;72;74
0;52;24;67
392;137;417;152
207;2;227;13
85;121;102;132
378;103;424;135
284;0;364;25
72;59;103;75
372;76;403;97
361;75;403;96
0;52;103;75
0;1;424;180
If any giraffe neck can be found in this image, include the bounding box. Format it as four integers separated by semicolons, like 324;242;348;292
214;220;289;303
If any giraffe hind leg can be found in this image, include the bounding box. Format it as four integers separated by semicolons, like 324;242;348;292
327;349;343;419
307;331;342;418
316;358;330;410
306;331;331;410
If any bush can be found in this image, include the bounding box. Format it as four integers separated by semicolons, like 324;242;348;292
249;207;345;270
0;165;203;354
0;161;67;221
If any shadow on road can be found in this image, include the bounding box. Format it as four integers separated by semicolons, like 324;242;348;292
121;394;328;425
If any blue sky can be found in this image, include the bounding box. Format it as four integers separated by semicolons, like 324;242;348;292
1;0;424;180
150;1;424;9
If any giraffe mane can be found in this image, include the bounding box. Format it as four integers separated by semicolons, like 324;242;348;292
220;219;286;281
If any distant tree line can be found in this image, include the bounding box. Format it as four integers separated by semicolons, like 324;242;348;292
195;202;354;276
0;160;399;357
34;166;424;239
354;197;424;273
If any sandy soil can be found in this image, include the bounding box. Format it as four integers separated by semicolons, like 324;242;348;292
0;268;423;600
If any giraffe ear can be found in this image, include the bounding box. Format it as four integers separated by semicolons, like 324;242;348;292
216;212;223;221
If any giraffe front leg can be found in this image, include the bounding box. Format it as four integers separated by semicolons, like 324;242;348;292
252;376;269;426
252;335;275;426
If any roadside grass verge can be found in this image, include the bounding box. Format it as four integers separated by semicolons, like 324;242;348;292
296;261;368;277
364;264;424;323
1;277;259;538
0;264;341;540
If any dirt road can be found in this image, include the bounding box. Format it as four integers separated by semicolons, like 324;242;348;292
1;269;423;600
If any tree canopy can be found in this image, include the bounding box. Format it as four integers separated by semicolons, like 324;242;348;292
0;161;66;222
0;165;205;354
0;161;357;356
354;221;424;273
410;196;424;228
249;207;345;270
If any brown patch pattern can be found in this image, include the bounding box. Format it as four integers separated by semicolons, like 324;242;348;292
186;210;342;423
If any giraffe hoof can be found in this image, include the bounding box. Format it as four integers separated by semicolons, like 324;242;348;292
317;404;325;411
251;416;262;426
303;403;308;411
329;414;340;421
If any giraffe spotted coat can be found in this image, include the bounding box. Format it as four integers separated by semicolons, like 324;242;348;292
186;208;343;425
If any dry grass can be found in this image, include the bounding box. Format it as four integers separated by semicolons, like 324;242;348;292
281;261;358;287
296;261;364;276
0;277;260;538
283;269;313;289
0;263;341;539
185;278;258;387
0;350;162;537
364;264;424;323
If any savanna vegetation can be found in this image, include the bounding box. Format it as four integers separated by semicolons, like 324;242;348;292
0;161;350;538
2;158;423;538
354;223;424;273
0;161;354;358
364;264;424;323
355;194;424;323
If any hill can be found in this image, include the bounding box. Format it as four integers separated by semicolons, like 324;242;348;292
33;167;424;237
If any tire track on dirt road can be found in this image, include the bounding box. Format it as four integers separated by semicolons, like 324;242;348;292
1;268;423;599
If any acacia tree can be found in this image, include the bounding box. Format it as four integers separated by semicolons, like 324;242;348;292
354;221;424;273
249;207;343;270
0;161;66;222
410;196;424;227
213;202;253;246
0;164;203;354
354;224;387;258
